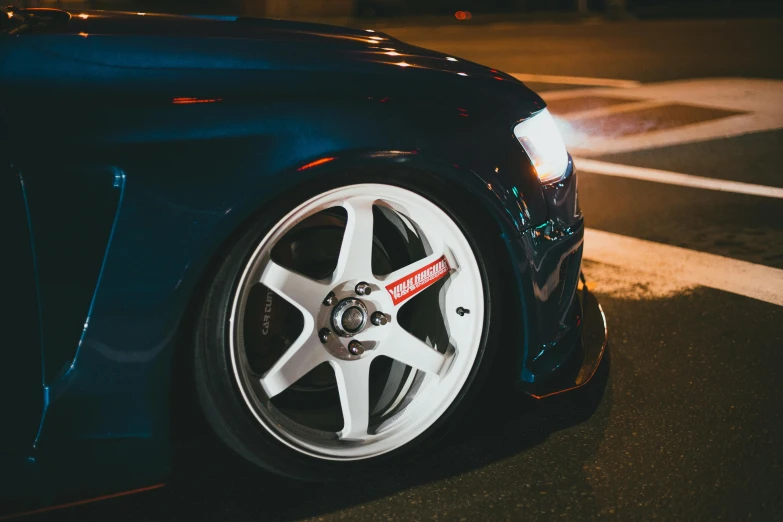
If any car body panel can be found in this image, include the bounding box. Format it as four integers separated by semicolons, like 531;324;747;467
0;162;43;454
0;9;605;507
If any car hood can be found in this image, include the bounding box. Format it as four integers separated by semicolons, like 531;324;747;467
1;9;542;118
31;10;397;44
6;10;521;80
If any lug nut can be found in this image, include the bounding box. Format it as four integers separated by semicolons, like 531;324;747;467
348;340;365;355
371;312;388;326
323;292;338;306
355;282;372;296
319;328;332;344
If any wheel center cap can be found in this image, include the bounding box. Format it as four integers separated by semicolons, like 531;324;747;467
331;298;369;337
342;307;364;331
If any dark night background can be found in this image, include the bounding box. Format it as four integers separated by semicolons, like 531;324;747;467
14;0;783;20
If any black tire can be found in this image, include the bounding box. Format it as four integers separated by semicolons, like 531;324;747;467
193;167;507;481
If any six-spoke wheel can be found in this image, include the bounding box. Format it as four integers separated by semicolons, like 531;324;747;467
195;175;501;479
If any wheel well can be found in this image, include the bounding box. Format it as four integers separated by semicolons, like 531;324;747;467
166;163;524;444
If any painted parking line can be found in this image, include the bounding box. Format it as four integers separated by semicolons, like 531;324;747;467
542;78;783;155
583;229;783;307
557;99;670;120
510;73;641;89
575;158;783;199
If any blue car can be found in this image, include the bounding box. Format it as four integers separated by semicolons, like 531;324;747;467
1;7;606;510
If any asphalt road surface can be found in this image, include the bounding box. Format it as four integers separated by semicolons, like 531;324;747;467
24;16;783;522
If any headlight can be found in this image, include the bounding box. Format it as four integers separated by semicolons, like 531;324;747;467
513;108;569;184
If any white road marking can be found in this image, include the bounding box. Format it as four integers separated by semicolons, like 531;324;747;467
565;112;783;156
560;99;669;120
546;78;783;111
540;78;783;156
582;259;696;301
543;87;634;100
510;73;641;89
574;158;783;198
583;229;783;307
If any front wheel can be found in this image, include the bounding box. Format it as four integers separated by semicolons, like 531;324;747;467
194;171;505;480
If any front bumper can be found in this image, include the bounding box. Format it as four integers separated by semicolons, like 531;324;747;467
502;156;608;397
520;280;608;398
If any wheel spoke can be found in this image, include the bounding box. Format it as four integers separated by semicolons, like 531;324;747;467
260;331;328;398
381;325;448;376
333;359;372;440
333;198;376;282
259;260;328;315
379;252;454;308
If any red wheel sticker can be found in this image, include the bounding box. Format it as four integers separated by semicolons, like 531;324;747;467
385;255;451;306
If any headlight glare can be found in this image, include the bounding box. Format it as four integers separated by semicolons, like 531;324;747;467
513;108;569;184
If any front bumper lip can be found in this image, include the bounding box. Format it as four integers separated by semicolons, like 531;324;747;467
523;279;608;399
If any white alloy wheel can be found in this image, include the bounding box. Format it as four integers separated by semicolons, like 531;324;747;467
229;184;485;460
